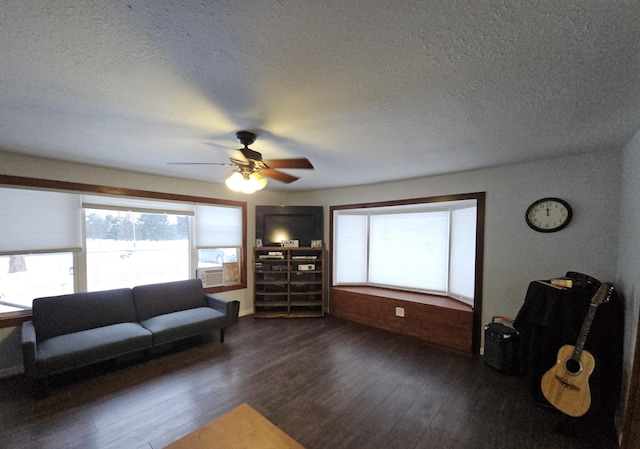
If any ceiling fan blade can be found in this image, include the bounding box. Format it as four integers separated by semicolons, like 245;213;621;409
167;162;234;166
230;157;251;166
263;158;314;169
261;169;300;184
240;147;263;161
202;142;233;150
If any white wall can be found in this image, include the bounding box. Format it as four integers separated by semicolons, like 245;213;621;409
294;150;622;323
0;149;626;380
616;129;640;428
0;327;23;378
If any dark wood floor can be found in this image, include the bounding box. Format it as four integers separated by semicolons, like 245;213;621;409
0;316;620;449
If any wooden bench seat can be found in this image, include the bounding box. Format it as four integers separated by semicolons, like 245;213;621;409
329;286;473;352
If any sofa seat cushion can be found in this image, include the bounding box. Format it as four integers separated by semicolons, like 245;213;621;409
36;322;153;376
139;307;226;346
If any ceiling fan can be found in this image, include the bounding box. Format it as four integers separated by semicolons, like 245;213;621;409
169;131;313;192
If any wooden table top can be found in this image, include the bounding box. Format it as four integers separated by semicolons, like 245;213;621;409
164;403;305;449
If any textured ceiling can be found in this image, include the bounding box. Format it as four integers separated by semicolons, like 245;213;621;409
1;1;640;191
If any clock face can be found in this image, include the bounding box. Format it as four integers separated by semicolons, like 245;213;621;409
526;198;572;232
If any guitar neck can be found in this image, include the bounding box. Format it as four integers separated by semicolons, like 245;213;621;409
572;303;599;360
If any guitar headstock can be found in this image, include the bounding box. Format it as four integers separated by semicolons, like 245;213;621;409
592;282;614;306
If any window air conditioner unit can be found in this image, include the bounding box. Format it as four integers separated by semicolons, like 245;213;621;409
196;267;224;288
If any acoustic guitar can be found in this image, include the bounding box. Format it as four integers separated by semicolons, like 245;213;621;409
540;282;614;417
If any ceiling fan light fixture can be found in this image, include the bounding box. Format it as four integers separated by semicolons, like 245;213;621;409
171;130;312;188
225;171;267;194
249;172;268;190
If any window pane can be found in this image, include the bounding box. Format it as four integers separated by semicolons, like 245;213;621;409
449;206;477;302
369;211;449;291
0;252;74;312
332;197;480;305
197;247;239;268
85;209;190;291
334;214;368;284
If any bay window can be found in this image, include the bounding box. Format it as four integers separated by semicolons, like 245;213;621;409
332;194;482;306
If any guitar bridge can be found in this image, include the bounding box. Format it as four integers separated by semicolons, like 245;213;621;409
555;375;580;391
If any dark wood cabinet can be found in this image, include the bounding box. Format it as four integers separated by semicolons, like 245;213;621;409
253;247;325;318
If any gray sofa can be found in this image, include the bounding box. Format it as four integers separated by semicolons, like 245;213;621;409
22;279;239;393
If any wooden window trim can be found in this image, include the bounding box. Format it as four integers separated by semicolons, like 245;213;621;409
0;311;31;328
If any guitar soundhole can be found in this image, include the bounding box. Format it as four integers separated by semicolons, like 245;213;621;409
564;358;582;375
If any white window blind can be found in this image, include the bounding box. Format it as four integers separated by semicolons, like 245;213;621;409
82;195;195;215
195;205;242;247
333;199;478;304
334;214;368;283
449;206;477;302
369;211;449;291
0;187;82;254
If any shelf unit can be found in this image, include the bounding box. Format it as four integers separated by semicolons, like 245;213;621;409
253;247;325;318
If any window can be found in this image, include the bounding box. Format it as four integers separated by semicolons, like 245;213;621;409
82;199;244;291
0;252;75;313
194;204;243;272
84;208;191;291
0;180;246;319
0;187;81;313
332;195;482;305
0;187;82;254
197;248;238;268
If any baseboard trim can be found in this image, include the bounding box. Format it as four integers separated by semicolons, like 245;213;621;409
239;308;254;318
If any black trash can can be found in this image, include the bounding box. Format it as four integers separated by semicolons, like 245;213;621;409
484;316;523;375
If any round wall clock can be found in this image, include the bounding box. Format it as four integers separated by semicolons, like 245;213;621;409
525;197;573;233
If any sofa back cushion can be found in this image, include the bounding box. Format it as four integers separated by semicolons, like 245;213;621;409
132;279;207;321
32;288;137;341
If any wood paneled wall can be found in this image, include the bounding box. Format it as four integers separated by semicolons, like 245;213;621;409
329;286;473;353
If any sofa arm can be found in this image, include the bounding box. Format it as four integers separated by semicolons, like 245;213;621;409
21;321;38;378
206;295;240;326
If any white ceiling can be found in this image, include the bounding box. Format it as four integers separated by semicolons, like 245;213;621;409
1;1;640;191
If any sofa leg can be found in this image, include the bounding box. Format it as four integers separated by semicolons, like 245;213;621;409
220;328;226;343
